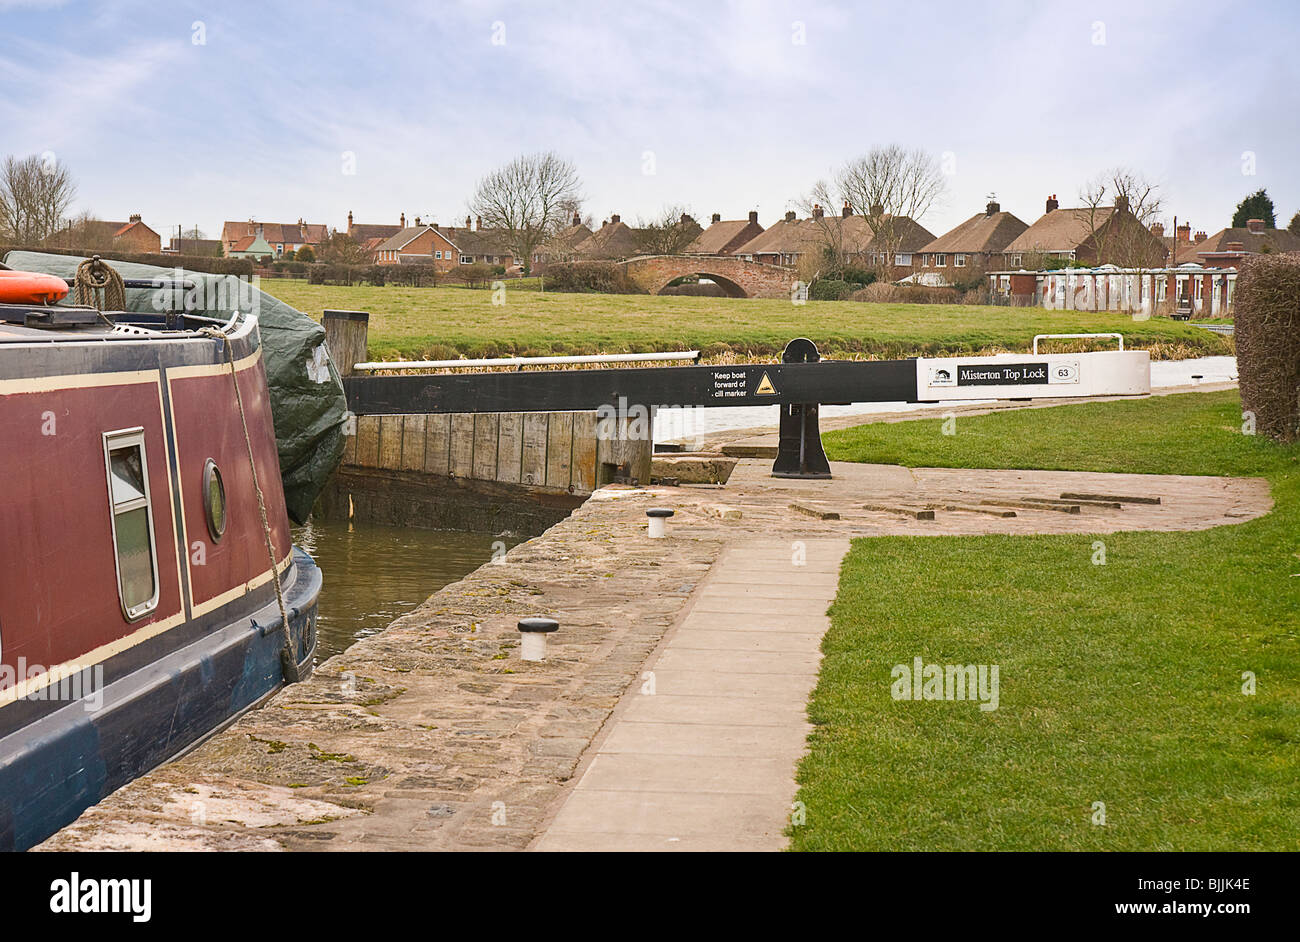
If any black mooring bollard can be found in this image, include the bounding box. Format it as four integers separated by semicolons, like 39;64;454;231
772;338;832;480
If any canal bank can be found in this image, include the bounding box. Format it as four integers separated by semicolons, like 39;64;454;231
38;400;1270;851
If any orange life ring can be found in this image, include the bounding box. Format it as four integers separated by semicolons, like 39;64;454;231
0;269;71;305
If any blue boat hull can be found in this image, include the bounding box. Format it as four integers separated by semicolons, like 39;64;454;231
0;547;321;852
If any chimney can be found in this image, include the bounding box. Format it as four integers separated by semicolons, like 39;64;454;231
1195;230;1207;243
784;210;796;222
1176;222;1191;241
986;200;1000;216
1046;194;1059;214
1150;222;1164;238
870;202;884;217
415;216;421;227
573;211;582;226
1246;218;1265;234
748;210;758;224
347;210;354;232
811;204;824;219
680;212;692;225
400;212;406;228
842;201;852;218
431;221;438;230
476;216;482;230
610;213;621;224
298;217;304;226
1114;194;1130;213
1226;241;1244;253
466;215;472;229
129;213;141;224
711;213;721;224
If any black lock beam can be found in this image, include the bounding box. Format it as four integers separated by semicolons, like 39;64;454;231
342;337;914;482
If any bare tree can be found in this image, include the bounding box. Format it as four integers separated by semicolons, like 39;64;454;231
797;186;856;276
0;153;78;245
556;195;592;231
836;146;944;277
318;230;371;265
633;205;702;255
799;146;945;279
1078;168;1166;312
468;152;582;275
55;212;107;251
1079;168;1164;267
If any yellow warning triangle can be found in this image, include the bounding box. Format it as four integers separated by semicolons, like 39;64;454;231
755;372;777;395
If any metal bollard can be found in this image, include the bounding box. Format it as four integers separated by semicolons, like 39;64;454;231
518;617;559;661
646;507;674;539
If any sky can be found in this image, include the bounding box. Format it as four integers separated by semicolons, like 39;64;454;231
2;0;1298;243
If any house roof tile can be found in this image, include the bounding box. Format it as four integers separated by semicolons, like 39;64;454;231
919;211;1028;255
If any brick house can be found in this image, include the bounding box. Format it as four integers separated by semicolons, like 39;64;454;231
345;211;405;260
445;217;516;267
685;211;764;256
47;214;162;254
374;221;462;268
226;227;275;259
1191;218;1300;265
574;215;642;259
734;204;931;279
220;219;328;258
916;200;1028;282
733;210;808;265
533;212;594;271
1001;194;1165;268
1153;222;1209;265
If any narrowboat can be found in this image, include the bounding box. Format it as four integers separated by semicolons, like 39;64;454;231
0;296;321;851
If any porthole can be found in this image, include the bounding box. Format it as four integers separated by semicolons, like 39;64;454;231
203;459;227;541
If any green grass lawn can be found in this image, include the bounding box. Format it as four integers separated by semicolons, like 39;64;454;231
261;282;1232;362
794;390;1299;851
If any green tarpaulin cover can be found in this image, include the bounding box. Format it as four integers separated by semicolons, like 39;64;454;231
5;251;346;523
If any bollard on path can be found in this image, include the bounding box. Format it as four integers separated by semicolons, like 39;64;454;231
517;617;559;661
646;507;674;539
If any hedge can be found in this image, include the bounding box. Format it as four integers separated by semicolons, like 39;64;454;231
542;261;642;294
1234;252;1300;443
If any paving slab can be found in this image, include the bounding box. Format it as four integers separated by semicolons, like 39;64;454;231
531;537;847;852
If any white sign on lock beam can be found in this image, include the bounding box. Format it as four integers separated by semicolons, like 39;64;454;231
914;350;1150;402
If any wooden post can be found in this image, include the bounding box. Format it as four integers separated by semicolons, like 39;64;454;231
323;309;369;377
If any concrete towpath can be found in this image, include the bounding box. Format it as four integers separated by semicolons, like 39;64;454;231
532;538;848;851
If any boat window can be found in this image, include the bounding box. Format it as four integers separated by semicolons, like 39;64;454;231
203;458;227;541
103;428;160;621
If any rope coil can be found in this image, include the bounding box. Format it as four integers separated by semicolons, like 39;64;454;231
74;256;126;311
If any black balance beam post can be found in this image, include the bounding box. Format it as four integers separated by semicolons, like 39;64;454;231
771;338;832;480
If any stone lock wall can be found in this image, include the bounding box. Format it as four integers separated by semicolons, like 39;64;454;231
319;410;654;534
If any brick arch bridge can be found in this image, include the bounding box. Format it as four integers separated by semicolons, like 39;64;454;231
621;255;795;299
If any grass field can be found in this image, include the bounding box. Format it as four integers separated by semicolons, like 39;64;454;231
793;390;1299;851
261;282;1233;362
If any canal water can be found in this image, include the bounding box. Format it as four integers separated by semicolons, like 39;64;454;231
292;519;525;661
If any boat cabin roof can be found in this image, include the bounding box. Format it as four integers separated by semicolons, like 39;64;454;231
0;303;228;343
